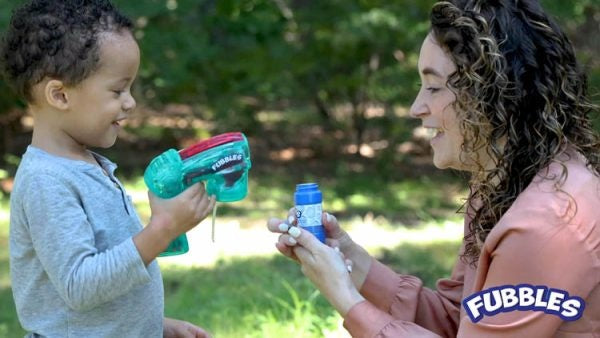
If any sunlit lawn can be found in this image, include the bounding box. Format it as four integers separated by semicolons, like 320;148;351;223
0;172;465;337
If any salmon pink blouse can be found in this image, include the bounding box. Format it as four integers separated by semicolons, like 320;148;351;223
344;152;600;337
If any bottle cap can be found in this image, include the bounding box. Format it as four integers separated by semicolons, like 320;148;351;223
294;183;322;205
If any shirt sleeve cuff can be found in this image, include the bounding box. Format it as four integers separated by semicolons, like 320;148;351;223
360;257;410;310
343;300;396;338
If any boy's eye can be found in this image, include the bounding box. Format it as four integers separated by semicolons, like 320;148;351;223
427;87;441;93
112;90;123;95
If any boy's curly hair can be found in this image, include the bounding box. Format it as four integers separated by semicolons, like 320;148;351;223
0;0;133;101
430;0;600;263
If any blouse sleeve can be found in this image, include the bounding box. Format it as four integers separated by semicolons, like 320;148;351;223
343;255;465;337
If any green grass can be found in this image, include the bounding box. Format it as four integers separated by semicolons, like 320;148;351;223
161;256;340;337
0;170;464;337
379;241;461;289
157;239;461;337
0;197;23;337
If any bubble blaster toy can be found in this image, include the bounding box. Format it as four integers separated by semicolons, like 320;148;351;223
144;132;252;256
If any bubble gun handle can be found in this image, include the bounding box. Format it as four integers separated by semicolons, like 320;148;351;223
144;132;252;256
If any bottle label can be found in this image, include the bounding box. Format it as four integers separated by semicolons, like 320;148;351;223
296;203;322;228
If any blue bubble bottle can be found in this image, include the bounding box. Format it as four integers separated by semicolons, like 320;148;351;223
294;183;326;243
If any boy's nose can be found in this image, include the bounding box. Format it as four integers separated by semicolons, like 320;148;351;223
123;93;136;112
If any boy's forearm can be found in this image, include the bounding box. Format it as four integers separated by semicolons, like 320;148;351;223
133;218;176;265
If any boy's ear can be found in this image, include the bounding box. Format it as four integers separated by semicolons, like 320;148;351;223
44;80;69;110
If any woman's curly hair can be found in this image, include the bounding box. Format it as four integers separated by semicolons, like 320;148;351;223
0;0;133;102
430;0;600;263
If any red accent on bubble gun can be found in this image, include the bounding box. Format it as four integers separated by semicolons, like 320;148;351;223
178;132;244;160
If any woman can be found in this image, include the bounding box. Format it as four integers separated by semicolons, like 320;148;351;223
267;0;600;336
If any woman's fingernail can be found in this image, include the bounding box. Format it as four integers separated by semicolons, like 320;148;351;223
278;223;289;232
288;226;301;238
334;246;340;253
288;237;297;245
288;215;295;224
326;213;333;223
347;265;353;273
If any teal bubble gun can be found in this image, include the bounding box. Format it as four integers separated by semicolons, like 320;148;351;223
144;132;251;256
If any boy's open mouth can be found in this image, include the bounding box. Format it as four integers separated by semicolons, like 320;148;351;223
112;118;127;127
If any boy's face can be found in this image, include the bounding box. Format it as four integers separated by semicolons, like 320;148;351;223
62;31;140;149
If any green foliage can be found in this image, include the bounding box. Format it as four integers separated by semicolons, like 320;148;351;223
0;0;597;111
0;0;598;153
103;0;436;138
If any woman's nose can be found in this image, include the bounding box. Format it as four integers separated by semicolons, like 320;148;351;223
409;95;429;119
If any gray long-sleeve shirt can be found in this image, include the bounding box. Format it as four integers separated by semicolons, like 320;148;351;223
9;146;164;337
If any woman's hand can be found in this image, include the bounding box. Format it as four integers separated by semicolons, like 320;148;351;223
267;208;373;289
288;226;365;316
163;317;211;338
267;208;351;260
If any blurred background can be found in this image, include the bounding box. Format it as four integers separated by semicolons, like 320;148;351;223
0;0;598;336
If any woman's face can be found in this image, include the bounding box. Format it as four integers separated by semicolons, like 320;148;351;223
410;34;468;170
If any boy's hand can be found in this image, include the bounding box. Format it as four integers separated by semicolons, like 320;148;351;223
134;182;216;265
163;317;212;338
148;182;216;239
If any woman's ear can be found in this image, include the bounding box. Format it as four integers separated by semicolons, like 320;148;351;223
44;80;69;110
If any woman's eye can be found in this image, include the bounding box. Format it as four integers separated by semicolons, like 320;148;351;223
112;90;123;96
427;87;440;93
